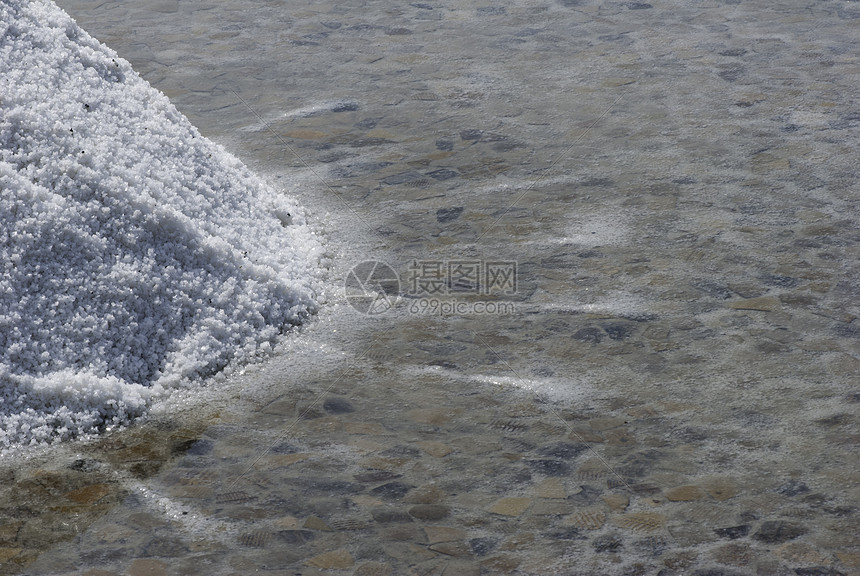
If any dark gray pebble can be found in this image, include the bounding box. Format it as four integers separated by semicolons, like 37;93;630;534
569;484;604;504
381;171;424;185
593;533;623;552
777;480;810;497
538;442;588;459
573;326;604;343
408;504;449;520
271;441;301;454
369;481;414;500
526;459;570;476
602;323;635;340
436;207;464;223
469;537;497;556
753;520;806;543
323;397;355;414
427;168;458;181
713;525;750;539
354;470;403;483
332;102;359;112
68;458;102;472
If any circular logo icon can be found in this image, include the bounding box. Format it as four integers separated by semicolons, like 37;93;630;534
344;260;400;315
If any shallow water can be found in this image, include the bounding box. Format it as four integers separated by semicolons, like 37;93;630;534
3;0;859;574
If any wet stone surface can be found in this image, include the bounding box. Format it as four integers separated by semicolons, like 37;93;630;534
4;0;859;574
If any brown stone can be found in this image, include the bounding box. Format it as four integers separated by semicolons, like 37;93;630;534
702;477;738;501
480;554;521;572
663;550;698;570
361;456;409;471
488;497;531;517
255;453;310;469
127;558;168;576
712;542;752;566
751;152;790;172
64;483;112;505
836;551;860;568
603;493;630;512
499;533;534;551
530;500;574;516
614;512;666;533
589;417;627;431
564;508;605;530
429;541;471;557
404;484;445;504
94;523;136;543
306;417;343;434
344;422;387;435
416;441;453;457
666;485;706;502
0;521;22;543
273;516;301;530
303;515;332;531
568;426;604;443
385;542;437;562
260;397;296;415
408;504;450;521
534;478;565;499
406;408;455;425
604;428;636;446
424;526;466;544
0;548;22;563
305;549;354;569
776;542;823;564
382;524;422;542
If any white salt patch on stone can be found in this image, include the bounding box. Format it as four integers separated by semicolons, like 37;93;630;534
560;213;630;247
535;292;649;318
789;110;831;128
469;373;598;405
406;365;597;406
239;100;362;132
0;0;325;450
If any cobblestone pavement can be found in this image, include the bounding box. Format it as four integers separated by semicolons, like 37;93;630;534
3;0;858;574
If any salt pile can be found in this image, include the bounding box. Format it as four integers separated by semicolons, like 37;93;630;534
0;0;324;449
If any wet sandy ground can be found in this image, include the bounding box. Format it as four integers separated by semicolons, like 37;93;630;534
3;0;859;574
